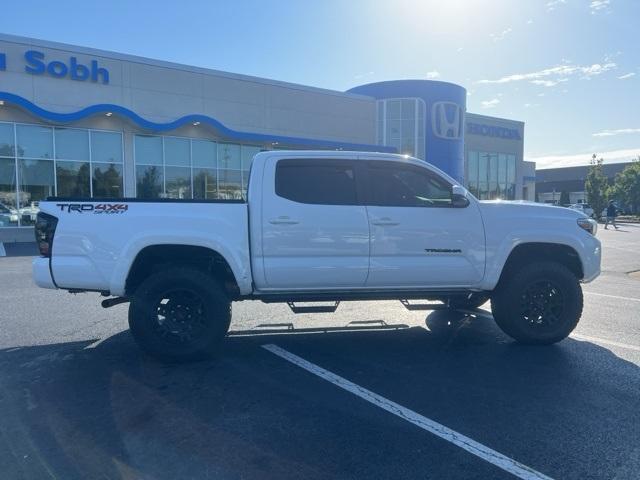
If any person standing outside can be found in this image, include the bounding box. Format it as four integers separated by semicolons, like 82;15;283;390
604;200;619;230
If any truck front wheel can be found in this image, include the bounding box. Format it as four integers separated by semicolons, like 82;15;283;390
128;266;231;362
491;262;583;345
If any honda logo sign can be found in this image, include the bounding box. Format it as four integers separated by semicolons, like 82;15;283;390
431;101;463;140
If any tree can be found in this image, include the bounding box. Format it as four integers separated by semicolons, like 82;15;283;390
585;154;608;218
93;164;123;197
609;158;640;213
559;190;570;205
137;166;162;199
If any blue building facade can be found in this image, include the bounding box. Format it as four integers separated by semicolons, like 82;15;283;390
348;80;467;183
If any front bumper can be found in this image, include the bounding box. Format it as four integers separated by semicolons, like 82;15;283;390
581;235;602;283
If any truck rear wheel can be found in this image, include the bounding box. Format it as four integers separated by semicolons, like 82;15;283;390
491;262;583;345
128;266;231;362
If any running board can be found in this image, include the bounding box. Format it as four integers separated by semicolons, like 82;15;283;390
400;299;448;311
287;301;340;314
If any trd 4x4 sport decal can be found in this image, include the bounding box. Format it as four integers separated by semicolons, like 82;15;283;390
55;203;128;214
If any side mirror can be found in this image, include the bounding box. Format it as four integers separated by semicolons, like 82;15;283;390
451;185;470;208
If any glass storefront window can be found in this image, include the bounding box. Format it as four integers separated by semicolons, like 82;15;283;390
135;135;162;165
134;134;258;200
387;100;401;119
0;123;15;157
164;137;190;167
497;154;507;199
386;119;401;141
18;159;55;225
401;99;415;120
468;150;517;200
377;98;425;159
218;169;242;199
218;143;241;170
17;125;53;159
478;153;489;190
165;166;191;199
498;154;508;184
193;168;217;199
93;163;123;197
242;171;250;193
488;153;498;197
241;145;260;171
136;165;163;199
55;128;89;161
466;151;479;196
56;161;91;197
193;140;217;168
401;136;415;156
0;122;123;227
507;154;516;184
0;158;18;227
91;131;122;163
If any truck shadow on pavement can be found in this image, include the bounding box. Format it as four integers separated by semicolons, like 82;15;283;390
0;311;638;480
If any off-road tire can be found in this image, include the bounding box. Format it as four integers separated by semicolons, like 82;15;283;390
128;266;231;362
492;262;582;345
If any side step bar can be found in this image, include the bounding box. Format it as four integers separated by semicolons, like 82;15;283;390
287;301;340;314
400;299;448;311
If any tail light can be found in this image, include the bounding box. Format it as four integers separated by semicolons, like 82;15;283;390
34;212;58;257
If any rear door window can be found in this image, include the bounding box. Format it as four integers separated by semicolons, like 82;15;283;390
275;160;358;205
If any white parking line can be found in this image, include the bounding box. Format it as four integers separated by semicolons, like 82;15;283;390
262;343;553;480
84;338;106;349
572;334;640;352
583;291;640;303
0;243;5;257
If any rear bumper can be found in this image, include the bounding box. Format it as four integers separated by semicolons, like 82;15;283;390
32;257;56;289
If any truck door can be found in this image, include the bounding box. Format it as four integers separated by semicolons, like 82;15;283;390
363;160;485;288
257;157;369;290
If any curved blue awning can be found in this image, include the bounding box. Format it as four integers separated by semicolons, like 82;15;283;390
0;91;394;153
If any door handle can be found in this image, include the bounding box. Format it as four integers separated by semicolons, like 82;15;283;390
371;217;400;226
269;216;299;225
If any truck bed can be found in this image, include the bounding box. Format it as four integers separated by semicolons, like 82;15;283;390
37;198;251;296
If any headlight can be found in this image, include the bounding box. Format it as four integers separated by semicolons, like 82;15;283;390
577;217;597;235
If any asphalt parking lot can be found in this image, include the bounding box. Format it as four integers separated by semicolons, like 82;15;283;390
1;225;639;480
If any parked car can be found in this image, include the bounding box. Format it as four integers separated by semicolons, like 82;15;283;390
569;203;594;218
0;203;19;225
33;151;602;361
19;201;40;224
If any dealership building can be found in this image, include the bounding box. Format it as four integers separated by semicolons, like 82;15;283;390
0;34;529;242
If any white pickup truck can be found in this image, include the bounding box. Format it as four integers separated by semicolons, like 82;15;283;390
33;151;601;361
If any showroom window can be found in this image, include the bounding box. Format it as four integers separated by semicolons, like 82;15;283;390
134;134;260;200
0;122;123;228
465;150;516;200
376;98;425;159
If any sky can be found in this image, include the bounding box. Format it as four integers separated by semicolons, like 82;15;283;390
2;0;639;168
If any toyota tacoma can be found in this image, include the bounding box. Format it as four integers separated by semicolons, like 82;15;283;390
33;151;601;361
